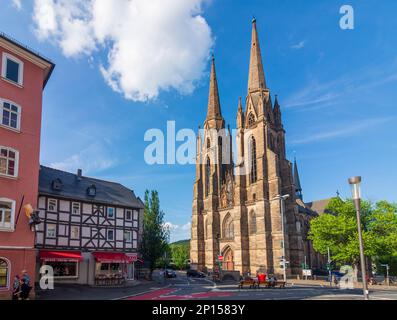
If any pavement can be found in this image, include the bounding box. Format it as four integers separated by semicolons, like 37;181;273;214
36;271;397;301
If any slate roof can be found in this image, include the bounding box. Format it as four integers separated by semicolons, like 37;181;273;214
39;166;144;209
305;198;334;215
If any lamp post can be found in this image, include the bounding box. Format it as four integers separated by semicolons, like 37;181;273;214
273;194;290;282
348;176;369;300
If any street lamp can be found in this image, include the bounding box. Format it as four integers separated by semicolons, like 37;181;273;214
273;194;290;282
348;176;369;300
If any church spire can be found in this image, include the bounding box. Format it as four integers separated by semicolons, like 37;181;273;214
273;94;282;128
236;97;244;129
294;158;303;200
248;18;266;93
205;56;224;129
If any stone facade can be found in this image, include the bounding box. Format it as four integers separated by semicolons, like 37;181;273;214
190;20;319;277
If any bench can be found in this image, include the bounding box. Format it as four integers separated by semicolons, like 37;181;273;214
238;279;258;289
259;281;286;289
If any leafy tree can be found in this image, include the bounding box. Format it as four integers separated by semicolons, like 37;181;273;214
170;242;190;270
308;198;397;275
140;190;170;279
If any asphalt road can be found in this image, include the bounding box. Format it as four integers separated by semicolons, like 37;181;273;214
124;271;397;301
37;271;397;300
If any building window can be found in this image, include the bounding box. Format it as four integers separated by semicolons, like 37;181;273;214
43;261;78;278
107;207;115;219
72;202;80;215
249;136;257;184
248;113;256;127
1;100;20;131
0;258;9;288
0;198;15;231
0;147;18;178
71;226;80;239
87;185;96;197
47;198;57;212
132;231;138;249
222;213;234;240
46;224;56;238
2;53;24;86
124;231;132;242
249;211;257;235
125;209;132;221
132;210;139;228
205;157;210;197
107;230;114;241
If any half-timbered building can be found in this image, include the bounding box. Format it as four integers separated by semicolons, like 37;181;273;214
35;166;144;285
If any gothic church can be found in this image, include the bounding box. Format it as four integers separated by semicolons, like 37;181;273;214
190;19;323;277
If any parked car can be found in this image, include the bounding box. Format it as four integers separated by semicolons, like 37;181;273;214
165;269;177;278
187;269;206;278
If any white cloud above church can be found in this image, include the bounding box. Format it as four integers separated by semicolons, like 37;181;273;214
28;0;213;102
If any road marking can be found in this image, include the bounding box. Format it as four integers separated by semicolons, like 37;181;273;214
112;284;172;300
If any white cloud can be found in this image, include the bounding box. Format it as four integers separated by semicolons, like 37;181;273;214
32;0;213;102
291;40;306;50
12;0;22;10
50;142;117;174
164;221;191;242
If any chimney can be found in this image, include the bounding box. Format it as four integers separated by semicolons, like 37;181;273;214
77;169;82;181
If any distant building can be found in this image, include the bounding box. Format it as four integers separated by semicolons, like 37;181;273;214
0;33;54;299
36;166;144;286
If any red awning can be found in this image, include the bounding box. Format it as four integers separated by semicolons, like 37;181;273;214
40;250;83;262
92;252;127;263
125;253;138;263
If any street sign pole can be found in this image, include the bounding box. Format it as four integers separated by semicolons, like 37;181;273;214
328;247;332;287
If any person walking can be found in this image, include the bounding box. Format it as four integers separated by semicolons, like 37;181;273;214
20;270;32;300
12;275;21;300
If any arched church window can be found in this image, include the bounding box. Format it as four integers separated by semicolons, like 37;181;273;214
207;138;211;149
0;258;9;289
249;136;257;183
248;113;256;127
222;214;234;239
205;157;211;197
249;211;257;235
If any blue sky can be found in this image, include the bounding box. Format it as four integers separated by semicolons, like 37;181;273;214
1;0;397;242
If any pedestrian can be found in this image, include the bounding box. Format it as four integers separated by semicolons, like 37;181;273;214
20;270;32;300
12;275;21;300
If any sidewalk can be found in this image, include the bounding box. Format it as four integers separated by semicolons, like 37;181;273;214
289;279;397;291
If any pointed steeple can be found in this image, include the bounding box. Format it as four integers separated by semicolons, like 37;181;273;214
205;56;224;129
293;158;303;200
273;94;282;127
236;97;244;129
248;18;266;93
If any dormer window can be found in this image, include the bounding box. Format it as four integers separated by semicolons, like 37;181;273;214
87;185;96;197
51;178;63;191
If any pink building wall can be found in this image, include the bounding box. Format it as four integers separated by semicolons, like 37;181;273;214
0;36;54;299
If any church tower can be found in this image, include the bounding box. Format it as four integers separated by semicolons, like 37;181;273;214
191;20;304;276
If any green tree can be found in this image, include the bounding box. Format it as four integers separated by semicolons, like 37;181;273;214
308;198;397;274
170;242;190;270
140;190;170;279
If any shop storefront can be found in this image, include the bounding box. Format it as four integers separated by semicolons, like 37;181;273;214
39;251;83;279
93;252;138;286
38;251;139;287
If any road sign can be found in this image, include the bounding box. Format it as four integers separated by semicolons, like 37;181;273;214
218;255;224;261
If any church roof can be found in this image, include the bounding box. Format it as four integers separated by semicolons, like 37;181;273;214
305;198;334;215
